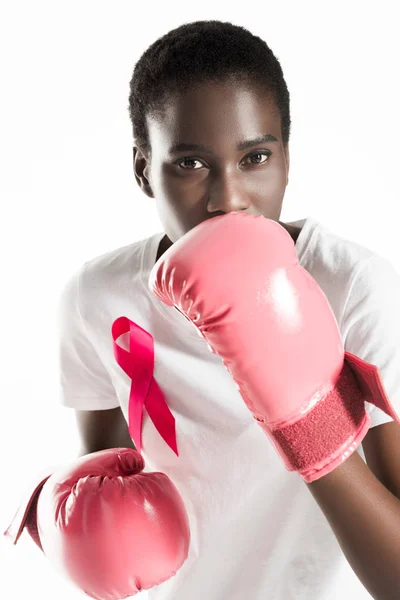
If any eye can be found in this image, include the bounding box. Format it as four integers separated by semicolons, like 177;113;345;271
242;150;272;165
174;150;272;170
175;157;204;170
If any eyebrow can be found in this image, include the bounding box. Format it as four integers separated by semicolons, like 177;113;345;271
168;134;279;155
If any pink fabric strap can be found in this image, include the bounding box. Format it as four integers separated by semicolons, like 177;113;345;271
112;316;178;456
259;353;400;482
3;468;53;548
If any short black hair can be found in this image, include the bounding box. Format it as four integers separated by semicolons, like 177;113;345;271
128;20;291;156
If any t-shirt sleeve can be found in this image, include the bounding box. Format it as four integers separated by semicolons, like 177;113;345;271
58;266;120;411
340;255;400;428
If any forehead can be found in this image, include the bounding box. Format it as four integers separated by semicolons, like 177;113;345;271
146;81;281;152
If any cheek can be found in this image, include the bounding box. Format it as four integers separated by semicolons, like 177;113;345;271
162;164;207;196
154;185;199;241
247;165;287;212
243;171;287;212
247;159;287;185
158;164;208;213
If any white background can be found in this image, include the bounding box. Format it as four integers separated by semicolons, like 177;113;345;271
1;1;399;599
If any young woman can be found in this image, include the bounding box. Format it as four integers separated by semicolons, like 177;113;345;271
18;20;400;600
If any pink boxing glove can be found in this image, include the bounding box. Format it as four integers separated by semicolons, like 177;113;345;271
4;448;190;599
149;212;400;483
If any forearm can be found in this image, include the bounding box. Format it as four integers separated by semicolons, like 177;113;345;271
306;450;400;600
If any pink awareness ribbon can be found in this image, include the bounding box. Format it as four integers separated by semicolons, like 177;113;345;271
111;316;178;456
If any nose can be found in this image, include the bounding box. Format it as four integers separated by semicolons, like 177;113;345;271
206;170;251;214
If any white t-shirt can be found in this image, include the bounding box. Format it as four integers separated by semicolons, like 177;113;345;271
58;216;400;600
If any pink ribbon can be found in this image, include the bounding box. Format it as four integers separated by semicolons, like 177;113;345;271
111;316;178;456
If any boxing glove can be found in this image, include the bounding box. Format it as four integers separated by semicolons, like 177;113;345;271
4;448;190;599
149;211;400;482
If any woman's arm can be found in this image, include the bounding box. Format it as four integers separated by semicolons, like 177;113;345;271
75;406;136;456
307;433;400;600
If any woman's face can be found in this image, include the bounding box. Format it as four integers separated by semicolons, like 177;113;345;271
134;80;290;243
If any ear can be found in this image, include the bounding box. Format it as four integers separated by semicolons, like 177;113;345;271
284;144;290;185
133;146;154;199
